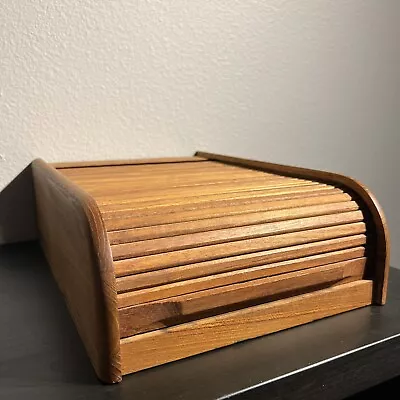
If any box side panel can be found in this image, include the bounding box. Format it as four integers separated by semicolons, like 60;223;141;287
32;159;121;383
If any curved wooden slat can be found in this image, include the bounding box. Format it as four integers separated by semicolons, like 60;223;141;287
118;258;366;336
113;223;366;275
108;201;359;244
116;252;366;308
196;151;390;305
114;236;367;287
111;211;364;260
104;193;352;231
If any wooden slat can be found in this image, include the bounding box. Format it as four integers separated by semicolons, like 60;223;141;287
65;169;270;188
94;181;321;206
60;160;227;173
114;237;366;286
105;193;352;231
116;253;366;308
103;189;345;224
120;280;373;374
52;156;208;169
111;211;364;260
81;174;291;191
84;176;289;193
116;246;365;295
101;186;339;218
108;201;359;244
91;177;308;203
196;151;390;305
118;258;366;336
100;182;326;211
60;161;248;179
75;175;276;194
113;223;366;275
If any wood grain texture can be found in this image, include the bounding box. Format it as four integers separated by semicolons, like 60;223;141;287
81;174;290;191
120;280;373;374
196;151;390;304
32;159;121;383
51;156;207;169
116;247;365;295
107;201;359;244
102;189;346;229
111;211;364;260
99;185;331;214
60;161;251;180
85;176;290;194
104;193;352;231
114;237;366;287
92;177;310;203
63;169;270;187
118;258;366;336
33;154;389;381
113;223;366;275
116;252;366;308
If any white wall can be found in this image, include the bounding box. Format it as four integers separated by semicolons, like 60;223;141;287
1;1;399;263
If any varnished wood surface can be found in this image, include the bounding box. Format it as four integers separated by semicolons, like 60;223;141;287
60;161;255;182
99;187;336;218
120;280;373;374
111;211;364;260
108;201;359;244
113;223;366;275
89;177;309;200
32;154;389;381
32;159;121;383
196;151;390;304
51;156;207;169
117;255;365;309
105;193;352;231
118;258;366;336
115;238;366;287
116;247;365;297
101;189;345;224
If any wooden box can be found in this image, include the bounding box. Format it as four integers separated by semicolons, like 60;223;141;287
32;151;389;383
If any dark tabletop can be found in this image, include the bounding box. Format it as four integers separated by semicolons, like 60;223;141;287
1;242;400;400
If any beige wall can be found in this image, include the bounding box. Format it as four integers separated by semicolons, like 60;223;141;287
1;1;399;264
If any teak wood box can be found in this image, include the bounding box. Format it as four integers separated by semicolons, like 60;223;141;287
31;151;390;383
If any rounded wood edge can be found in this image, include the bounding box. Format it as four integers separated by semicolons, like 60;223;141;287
32;158;122;383
195;152;390;305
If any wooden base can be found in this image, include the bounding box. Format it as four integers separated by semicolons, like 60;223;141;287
120;280;373;374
